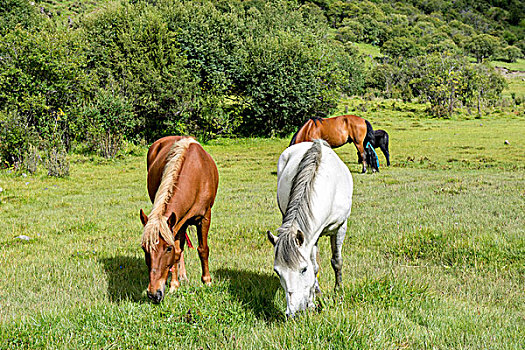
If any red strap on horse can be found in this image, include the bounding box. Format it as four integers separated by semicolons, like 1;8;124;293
185;232;194;249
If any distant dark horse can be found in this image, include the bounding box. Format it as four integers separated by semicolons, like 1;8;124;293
289;115;379;173
358;129;390;166
373;130;390;166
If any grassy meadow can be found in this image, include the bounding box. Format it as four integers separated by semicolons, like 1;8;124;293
0;107;524;349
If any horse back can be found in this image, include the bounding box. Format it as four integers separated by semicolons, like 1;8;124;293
292;117;347;147
167;143;219;229
146;136;187;203
277;142;352;231
146;137;219;215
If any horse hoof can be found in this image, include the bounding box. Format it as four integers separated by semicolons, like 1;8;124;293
179;274;189;283
201;275;212;286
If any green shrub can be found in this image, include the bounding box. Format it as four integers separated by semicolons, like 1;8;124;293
80;1;200;141
500;45;523;63
0;27;91;149
0;0;40;35
80;89;136;158
381;36;423;58
0;110;38;169
466;34;502;63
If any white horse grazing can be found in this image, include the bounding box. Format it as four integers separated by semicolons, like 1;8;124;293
267;139;353;317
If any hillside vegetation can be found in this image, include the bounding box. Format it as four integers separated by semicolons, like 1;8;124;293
0;0;523;174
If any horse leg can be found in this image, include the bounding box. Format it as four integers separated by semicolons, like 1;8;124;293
355;143;368;173
330;222;347;290
310;244;321;295
380;145;390;166
379;139;390;166
169;238;183;293
196;208;212;285
178;251;188;282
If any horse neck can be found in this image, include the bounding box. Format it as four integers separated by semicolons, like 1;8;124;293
143;138;198;250
280;140;324;242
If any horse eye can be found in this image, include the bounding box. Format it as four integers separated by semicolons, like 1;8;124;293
300;267;307;275
166;246;173;252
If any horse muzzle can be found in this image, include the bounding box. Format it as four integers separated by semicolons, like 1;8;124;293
147;288;165;303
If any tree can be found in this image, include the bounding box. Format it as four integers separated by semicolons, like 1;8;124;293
470;64;507;118
501;46;523;63
381;37;422;58
408;53;474;117
466;34;502;63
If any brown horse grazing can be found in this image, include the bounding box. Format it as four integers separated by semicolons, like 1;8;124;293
289;115;378;173
139;136;219;303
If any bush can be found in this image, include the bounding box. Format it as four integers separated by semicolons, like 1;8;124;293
381;37;422;58
0;110;37;168
0;0;40;35
80;89;135;158
46;146;69;177
81;1;200;141
0;27;91;149
466;34;502;63
500;46;523;63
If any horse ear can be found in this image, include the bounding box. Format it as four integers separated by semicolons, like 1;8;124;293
295;230;305;247
267;231;278;246
167;212;177;229
139;209;148;226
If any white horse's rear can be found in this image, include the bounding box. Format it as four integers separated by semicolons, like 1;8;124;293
268;140;353;317
277;141;353;236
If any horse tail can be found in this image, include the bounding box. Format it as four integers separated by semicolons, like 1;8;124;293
364;119;375;146
364;119;379;171
366;141;380;172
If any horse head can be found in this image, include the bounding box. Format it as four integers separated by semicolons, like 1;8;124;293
267;228;316;318
140;209;178;303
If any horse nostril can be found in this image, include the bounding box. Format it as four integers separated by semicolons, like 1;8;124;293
147;290;163;303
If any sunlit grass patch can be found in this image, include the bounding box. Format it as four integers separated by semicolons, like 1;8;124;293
0;114;524;348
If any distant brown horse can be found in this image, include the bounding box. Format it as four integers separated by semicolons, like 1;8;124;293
289;115;377;173
139;136;219;303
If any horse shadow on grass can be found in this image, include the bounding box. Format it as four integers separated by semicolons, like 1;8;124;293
100;255;148;303
216;268;285;323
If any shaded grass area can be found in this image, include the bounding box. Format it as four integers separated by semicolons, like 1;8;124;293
0;114;524;348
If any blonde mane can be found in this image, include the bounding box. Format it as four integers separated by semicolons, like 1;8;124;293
142;137;199;252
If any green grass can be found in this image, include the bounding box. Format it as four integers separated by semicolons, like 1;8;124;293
1;111;524;348
353;42;382;58
492;58;525;72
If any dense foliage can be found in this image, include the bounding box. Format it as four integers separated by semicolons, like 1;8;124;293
0;0;367;171
0;0;522;171
316;0;525;56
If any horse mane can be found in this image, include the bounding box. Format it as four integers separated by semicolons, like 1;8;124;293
275;139;326;267
310;116;324;126
142;137;199;252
